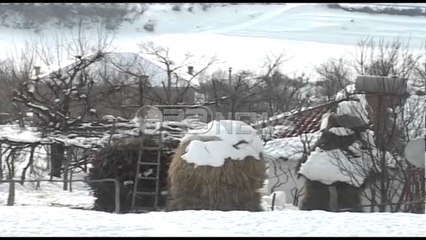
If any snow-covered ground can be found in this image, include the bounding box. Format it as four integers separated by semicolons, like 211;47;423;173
0;3;424;77
0;205;425;237
0;172;95;208
0;120;424;237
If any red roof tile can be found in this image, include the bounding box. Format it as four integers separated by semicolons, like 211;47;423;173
257;99;351;138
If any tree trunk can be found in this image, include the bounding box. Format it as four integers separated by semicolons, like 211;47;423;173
139;76;146;107
7;181;15;206
50;143;64;178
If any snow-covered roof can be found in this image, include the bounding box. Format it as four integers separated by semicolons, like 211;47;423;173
257;98;358;139
263;132;321;162
32;51;200;87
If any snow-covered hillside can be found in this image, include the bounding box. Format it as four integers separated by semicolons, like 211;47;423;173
0;3;424;77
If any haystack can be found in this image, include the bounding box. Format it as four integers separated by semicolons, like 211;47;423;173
88;136;178;213
167;120;267;211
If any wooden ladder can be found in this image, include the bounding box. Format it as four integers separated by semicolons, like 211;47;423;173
130;121;164;212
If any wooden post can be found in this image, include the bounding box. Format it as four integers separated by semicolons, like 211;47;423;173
63;146;72;191
271;192;276;211
69;167;73;192
7;180;15;206
114;179;120;214
0;143;3;180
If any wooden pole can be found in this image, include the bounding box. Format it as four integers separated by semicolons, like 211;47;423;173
63;146;72;191
7;181;15;206
0;143;3;180
271;192;276;211
69;167;73;192
114;179;121;214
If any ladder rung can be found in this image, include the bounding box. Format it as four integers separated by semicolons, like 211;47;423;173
138;176;159;180
135;191;157;195
139;161;159;165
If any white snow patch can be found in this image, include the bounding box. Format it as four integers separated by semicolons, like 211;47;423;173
319;112;330;130
299;148;367;187
328;127;355;136
336;97;370;125
262;191;287;210
300;129;396;187
0;125;46;143
181;120;264;167
264;133;321;161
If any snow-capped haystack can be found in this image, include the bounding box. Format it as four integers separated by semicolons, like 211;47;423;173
167;120;266;211
180;120;264;167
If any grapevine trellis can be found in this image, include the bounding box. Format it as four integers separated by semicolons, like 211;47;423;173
0;117;190;193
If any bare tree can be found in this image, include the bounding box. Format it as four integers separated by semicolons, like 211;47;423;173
11;22;115;178
138;41;216;105
259;70;311;115
350;36;423;78
316;58;352;101
326;98;424;213
199;52;311;122
0;42;38;127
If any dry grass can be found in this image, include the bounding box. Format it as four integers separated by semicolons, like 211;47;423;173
167;138;267;211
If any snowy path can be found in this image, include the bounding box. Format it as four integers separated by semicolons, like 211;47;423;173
0;206;425;237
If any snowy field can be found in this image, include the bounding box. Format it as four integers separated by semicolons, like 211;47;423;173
0;206;425;237
0;3;424;77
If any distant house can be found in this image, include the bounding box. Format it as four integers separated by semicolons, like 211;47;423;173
33;51;200;88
